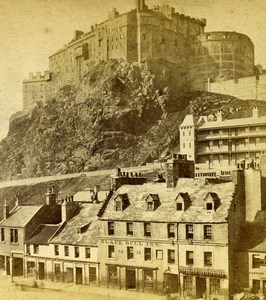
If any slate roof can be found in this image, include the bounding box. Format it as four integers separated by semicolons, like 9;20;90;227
50;203;102;246
100;178;235;223
0;205;43;227
197;115;266;130
26;224;60;245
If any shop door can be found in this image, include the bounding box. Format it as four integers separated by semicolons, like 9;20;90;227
38;262;45;280
76;267;83;285
66;268;74;283
196;277;206;298
126;268;136;289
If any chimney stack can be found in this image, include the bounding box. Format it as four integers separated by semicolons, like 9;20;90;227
216;110;223;122
61;196;79;222
46;186;57;206
3;199;9;220
252;106;259;118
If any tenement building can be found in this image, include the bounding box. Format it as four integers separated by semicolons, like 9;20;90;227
180;106;266;169
97;155;249;299
23;0;255;109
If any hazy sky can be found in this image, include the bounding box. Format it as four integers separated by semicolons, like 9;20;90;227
0;0;266;140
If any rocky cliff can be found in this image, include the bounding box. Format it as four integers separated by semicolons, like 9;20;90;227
1;59;266;180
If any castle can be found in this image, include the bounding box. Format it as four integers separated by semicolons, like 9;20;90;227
23;0;255;110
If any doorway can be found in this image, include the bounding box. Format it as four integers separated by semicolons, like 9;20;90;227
13;258;23;276
76;267;83;285
196;277;206;298
66;268;74;283
126;268;136;290
38;262;45;280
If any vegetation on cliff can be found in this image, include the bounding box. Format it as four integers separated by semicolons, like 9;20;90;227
0;59;266;180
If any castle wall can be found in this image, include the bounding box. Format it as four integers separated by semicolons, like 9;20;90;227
189;32;255;91
208;74;266;101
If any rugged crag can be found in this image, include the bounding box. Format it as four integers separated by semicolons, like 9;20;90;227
1;60;266;180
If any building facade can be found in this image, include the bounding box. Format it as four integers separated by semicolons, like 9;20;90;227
180;107;266;168
23;0;255;109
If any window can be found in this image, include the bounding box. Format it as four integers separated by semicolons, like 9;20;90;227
176;203;183;211
206;203;213;210
204;252;212;266
108;222;115;235
33;245;39;254
64;246;69;257
156;249;163;260
108;265;117;284
186;251;194;265
10;228;18;243
168;224;175;238
127;246;134;260
108;245;115;258
204;225;212;240
184;275;193;291
186;225;193;239
54;263;60;276
252;280;260;293
89;267;97;282
144;223;151;237
168;249;175;264
144;269;153;287
144;248;151;261
54;245;59;256
210;278;220;294
183;143;185;149
85;247;91;259
26;245;30;254
252;254;261;268
126;222;133;236
0;228;4;241
74;246;79;258
147;201;154;211
115;201;122;211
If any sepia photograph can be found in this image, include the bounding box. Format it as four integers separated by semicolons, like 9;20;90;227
0;0;266;299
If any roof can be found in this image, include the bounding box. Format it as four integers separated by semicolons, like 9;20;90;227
50;203;102;246
100;178;235;223
180;114;194;127
0;205;43;227
197;115;266;130
26;224;60;245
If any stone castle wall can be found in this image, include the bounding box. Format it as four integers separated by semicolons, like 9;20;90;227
22;0;256;109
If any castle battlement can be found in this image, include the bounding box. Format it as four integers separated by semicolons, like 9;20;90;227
23;71;51;83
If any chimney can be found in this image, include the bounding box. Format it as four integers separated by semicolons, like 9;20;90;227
166;154;195;188
61;196;78;222
252;106;259;118
216;110;223;122
3;199;9;220
136;0;146;12
74;30;84;39
46;186;57;206
93;185;100;203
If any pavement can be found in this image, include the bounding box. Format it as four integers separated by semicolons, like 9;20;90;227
0;276;172;300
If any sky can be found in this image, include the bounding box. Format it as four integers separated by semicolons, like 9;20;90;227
0;0;266;140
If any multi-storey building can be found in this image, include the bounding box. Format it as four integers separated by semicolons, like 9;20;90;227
23;0;255;109
97;155;249;299
180;107;266;168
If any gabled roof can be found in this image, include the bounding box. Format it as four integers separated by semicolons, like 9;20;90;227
26;224;60;245
50;203;102;246
115;193;128;202
146;194;160;202
180;114;194;127
0;205;43;227
100;179;235;223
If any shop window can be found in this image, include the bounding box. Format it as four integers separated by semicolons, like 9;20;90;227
33;245;39;254
85;247;91;259
74;246;79;258
184;275;193;291
126;222;133;236
144;269;153;287
167;224;175;238
10;228;18;243
156;250;163;260
144;222;151;237
54;263;61;276
108;265;117;285
186;251;194;265
168;249;175;264
54;245;59;256
108;245;115;259
0;228;4;241
204;252;212;266
186;224;193;239
210;278;220;294
89;267;97;282
64;246;69;257
252;280;260;293
204;225;212;240
144;248;152;261
127;246;134;260
108;222;115;235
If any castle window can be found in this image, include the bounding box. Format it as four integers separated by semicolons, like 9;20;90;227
186;225;193;239
204;225;212;240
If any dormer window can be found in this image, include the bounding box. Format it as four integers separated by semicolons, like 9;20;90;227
114;194;129;211
145;194;160;211
175;193;191;211
204;193;221;211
